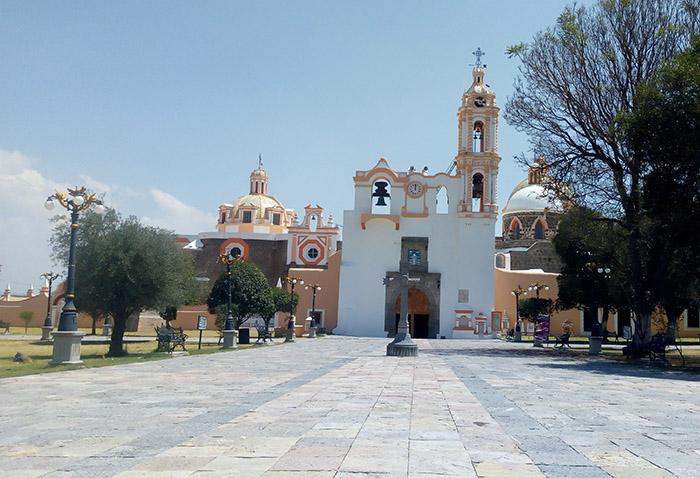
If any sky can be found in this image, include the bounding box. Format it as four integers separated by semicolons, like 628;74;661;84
0;0;584;291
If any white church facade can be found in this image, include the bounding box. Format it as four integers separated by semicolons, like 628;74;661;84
336;62;503;339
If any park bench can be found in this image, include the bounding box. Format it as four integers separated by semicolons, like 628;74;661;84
155;325;188;353
649;333;684;366
255;324;273;344
554;332;571;349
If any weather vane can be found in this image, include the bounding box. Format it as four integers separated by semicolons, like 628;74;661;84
472;47;486;68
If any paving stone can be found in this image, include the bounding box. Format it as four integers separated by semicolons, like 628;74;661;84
1;338;698;477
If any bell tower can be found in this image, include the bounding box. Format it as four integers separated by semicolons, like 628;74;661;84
454;48;500;217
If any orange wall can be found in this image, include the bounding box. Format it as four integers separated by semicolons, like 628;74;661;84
291;250;341;332
495;268;700;338
496;268;602;336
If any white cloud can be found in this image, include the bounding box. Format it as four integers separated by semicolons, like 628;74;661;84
0;151;215;291
142;189;216;235
0;150;67;291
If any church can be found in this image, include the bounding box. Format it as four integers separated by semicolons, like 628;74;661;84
336;61;502;339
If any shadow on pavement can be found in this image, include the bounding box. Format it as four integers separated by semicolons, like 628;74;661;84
423;346;700;382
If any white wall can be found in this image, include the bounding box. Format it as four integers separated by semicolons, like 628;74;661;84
337;206;496;338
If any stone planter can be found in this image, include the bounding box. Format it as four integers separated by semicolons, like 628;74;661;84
589;336;603;355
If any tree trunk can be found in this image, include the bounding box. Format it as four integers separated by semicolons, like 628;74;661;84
91;316;97;335
664;305;680;342
627;208;652;352
108;312;128;357
633;312;652;353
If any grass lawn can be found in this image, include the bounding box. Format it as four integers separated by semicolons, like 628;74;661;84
0;338;264;379
1;326;226;338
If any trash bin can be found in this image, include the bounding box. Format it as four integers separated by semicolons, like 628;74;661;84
238;328;250;344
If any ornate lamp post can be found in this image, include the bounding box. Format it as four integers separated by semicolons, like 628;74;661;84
218;251;241;348
44;186;106;364
511;285;527;341
304;283;321;338
528;282;550;299
281;276;303;342
384;273;419;357
39;272;61;341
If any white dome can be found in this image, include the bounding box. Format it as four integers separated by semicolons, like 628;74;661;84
504;184;561;213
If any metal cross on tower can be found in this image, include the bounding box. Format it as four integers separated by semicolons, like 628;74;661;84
472;47;485;67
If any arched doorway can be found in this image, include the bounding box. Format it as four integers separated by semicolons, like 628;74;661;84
395;288;430;338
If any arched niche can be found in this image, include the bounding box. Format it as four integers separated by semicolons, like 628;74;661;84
473;121;485;153
471;173;484;212
509;217;522;240
435;186;449;214
534;219;546;240
371;179;392;215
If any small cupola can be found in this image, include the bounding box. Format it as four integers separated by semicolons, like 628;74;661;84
249;155;268;195
527;155;548;185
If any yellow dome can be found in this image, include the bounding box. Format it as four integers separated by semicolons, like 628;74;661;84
232;193;285;213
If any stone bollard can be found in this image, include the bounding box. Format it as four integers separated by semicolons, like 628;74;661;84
222;329;239;349
41;326;53;341
50;331;85;365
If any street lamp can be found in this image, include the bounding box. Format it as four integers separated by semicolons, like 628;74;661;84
218;250;241;348
44;186;106;364
528;282;550;299
304;283;322;338
39;272;61;341
384;273;419;357
281;276;304;342
584;261;612;337
511;285;527;340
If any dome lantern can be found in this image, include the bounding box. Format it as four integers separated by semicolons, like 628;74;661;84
249;155;268;195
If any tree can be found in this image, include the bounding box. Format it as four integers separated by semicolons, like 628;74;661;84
207;260;270;330
553;207;627;339
505;0;699;349
621;37;700;340
518;298;553;323
259;287;299;330
51;209;197;356
19;311;33;334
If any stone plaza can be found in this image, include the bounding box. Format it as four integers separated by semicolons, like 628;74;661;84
1;337;698;478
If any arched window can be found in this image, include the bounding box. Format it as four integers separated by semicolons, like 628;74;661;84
220;212;226;224
254;182;259;194
472;122;484;153
534;220;545;240
495;253;506;269
510;219;521;240
472;173;484;212
309;214;318;232
436;186;448;214
371;180;391;214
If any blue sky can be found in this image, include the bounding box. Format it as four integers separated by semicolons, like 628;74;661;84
0;0;581;291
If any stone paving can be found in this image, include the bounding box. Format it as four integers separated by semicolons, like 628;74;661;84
0;337;698;477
